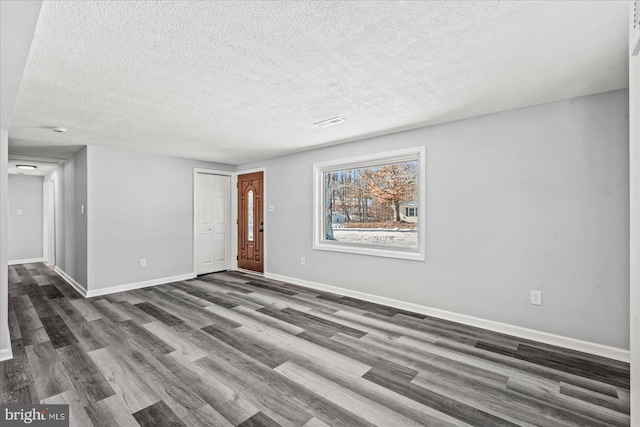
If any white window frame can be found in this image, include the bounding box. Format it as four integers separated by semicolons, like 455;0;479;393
312;146;426;261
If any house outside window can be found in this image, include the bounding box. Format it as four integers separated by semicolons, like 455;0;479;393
400;202;418;223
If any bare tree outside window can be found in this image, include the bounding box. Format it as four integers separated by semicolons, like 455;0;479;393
322;160;418;249
314;147;425;260
324;172;337;241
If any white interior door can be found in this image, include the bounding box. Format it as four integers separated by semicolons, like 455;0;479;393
196;173;230;274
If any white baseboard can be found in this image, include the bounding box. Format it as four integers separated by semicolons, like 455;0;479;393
8;257;45;266
54;267;88;297
85;273;197;298
52;267;196;298
0;347;12;362
265;272;630;363
1;325;13;362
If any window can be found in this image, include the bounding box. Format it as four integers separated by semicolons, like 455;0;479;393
247;190;254;242
313;147;425;261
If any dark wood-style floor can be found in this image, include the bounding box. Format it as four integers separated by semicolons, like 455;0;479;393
1;263;631;427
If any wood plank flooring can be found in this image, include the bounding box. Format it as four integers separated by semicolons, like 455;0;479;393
1;263;631;426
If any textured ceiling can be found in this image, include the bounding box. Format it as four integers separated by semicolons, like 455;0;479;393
9;0;629;165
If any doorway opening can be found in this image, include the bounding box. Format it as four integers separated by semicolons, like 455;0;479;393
45;178;55;267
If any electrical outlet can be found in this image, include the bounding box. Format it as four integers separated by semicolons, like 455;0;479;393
17;209;22;215
140;258;147;267
530;290;542;306
300;257;306;266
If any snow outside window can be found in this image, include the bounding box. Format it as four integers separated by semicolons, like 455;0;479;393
313;147;426;261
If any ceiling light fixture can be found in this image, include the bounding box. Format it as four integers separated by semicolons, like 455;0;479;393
16;165;37;170
52;127;67;133
314;117;345;128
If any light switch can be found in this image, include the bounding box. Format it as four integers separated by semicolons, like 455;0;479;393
268;205;275;212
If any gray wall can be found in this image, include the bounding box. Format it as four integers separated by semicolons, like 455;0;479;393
0;1;42;129
1;0;41;360
238;90;630;349
628;26;640;424
87;145;233;291
46;147;88;288
8;174;43;261
1;130;9;357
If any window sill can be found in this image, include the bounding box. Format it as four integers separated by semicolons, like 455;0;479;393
313;241;425;261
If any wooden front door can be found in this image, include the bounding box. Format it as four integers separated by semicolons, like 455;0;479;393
238;171;264;273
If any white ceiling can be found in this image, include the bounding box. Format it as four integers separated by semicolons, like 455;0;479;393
8;0;629;166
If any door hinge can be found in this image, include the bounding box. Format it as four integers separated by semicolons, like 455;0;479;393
236;255;238;261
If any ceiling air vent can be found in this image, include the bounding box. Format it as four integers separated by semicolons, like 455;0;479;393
314;117;345;128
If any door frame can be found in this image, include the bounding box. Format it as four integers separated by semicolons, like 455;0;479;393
192;168;234;275
44;177;55;267
235;167;267;275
